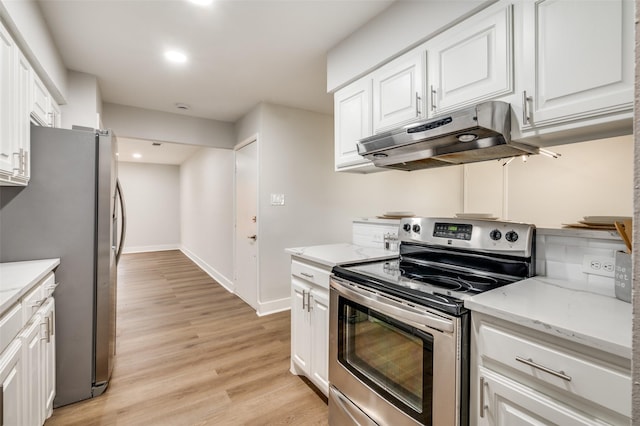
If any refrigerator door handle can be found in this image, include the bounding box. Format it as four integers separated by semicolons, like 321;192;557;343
115;178;127;265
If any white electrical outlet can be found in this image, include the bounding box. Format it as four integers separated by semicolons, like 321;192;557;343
581;255;615;277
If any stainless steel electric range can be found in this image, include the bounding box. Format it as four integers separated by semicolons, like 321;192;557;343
329;217;536;426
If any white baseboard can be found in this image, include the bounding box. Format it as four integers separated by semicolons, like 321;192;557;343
180;247;235;293
257;297;291;316
175;247;290;317
123;244;180;254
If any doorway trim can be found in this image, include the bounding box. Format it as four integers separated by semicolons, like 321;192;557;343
233;134;260;310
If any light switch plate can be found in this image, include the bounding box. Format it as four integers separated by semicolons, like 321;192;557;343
270;193;285;206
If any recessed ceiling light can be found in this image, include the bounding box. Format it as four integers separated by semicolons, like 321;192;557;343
188;0;213;5
133;153;142;159
164;50;187;63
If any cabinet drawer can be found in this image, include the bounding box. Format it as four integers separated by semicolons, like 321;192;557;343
41;272;56;298
0;303;23;355
478;323;631;417
291;260;330;289
22;280;46;323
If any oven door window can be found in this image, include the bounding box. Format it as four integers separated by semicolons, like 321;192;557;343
338;297;434;424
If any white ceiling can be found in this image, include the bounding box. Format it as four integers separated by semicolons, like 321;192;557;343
116;137;202;165
37;0;394;124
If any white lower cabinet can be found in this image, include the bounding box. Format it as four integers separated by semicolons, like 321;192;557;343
308;288;329;393
477;367;605;426
471;313;631;426
290;259;330;396
41;299;55;419
22;317;42;426
0;272;56;426
0;340;24;426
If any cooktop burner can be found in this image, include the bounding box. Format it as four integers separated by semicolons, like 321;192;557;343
332;217;536;316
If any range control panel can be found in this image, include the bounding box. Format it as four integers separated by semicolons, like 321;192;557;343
399;217;535;257
433;222;473;240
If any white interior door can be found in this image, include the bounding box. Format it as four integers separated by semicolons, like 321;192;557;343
234;140;258;309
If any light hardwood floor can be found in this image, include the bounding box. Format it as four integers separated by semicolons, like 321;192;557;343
45;250;328;426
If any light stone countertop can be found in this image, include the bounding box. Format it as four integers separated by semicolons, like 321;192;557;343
464;276;632;360
0;259;60;314
285;243;398;268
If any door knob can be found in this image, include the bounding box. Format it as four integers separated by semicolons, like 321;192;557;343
248;235;257;241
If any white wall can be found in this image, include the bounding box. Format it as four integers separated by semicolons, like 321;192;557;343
235;103;634;314
464;135;634;227
180;147;235;290
326;0;490;91
118;162;181;253
102;103;236;149
235;103;465;313
0;0;67;102
61;70;101;130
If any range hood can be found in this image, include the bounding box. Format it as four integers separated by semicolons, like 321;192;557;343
357;101;538;171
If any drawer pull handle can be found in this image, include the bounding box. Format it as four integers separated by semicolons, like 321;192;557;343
30;299;45;308
479;376;488;418
515;356;572;382
300;272;314;279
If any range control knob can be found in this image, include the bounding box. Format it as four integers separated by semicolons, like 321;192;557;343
412;224;421;233
505;231;519;243
489;229;502;241
403;223;411;232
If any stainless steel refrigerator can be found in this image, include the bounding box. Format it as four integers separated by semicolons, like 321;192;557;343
0;124;126;407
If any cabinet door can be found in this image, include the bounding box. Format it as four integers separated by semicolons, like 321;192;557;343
0;340;23;426
334;77;372;170
291;278;311;375
520;0;633;128
41;298;55;419
50;101;61;129
22;317;43;426
427;1;513;115
477;367;605;426
372;49;424;132
309;287;329;396
13;48;31;182
32;73;51;127
0;23;14;176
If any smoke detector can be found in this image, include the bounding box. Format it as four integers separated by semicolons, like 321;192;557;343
175;103;190;111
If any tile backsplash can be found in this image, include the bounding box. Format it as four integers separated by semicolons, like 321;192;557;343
536;228;626;297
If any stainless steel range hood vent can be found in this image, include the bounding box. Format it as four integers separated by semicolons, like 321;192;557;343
357;101;538;171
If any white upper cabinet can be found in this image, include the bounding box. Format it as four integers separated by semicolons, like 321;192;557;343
518;0;633;130
32;73;51;126
15;49;31;182
334;77;374;171
372;48;425;133
0;21;30;185
426;1;513;115
0;23;15;177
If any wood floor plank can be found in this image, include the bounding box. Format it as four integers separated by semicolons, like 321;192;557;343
45;250;328;425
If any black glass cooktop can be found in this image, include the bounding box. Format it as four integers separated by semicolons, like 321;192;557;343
333;258;519;316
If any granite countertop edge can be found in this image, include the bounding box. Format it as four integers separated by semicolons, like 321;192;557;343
465;276;632;360
285;243;398;268
0;259;61;315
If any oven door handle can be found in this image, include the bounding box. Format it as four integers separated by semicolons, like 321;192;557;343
331;277;454;334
